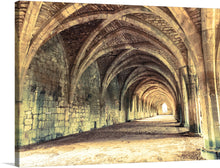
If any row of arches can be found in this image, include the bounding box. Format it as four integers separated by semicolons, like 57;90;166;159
15;2;220;159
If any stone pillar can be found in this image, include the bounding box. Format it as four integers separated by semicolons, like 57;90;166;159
179;66;189;127
176;103;182;123
179;64;200;133
187;71;201;133
133;95;137;120
201;8;220;159
130;95;134;120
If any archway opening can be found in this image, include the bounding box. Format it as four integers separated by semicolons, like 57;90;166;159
162;103;168;113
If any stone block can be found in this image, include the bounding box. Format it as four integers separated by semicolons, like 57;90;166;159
39;121;44;128
55;127;64;134
25;119;33;125
25;111;32;115
60;108;65;114
45;121;52;128
69;108;73;113
58;114;65;121
45;135;51;141
69;127;76;134
32;109;38;114
71;113;75;118
59;100;65;106
50;108;56;113
45;114;51;120
65;121;70;127
63;128;70;136
26;113;32;119
38;114;43;121
29;130;37;139
57;108;61;113
65;112;69;121
32;118;38;129
49;128;55;134
24;125;32;131
58;120;65;127
41;114;46;120
54;114;58;120
41;129;49;137
21;137;30;146
54;121;59;127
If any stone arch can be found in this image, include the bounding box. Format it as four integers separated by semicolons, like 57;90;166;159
143;88;175;109
18;3;87;100
70;42;183;101
75;16;185;77
136;78;177;102
120;68;177;112
141;86;176;116
102;56;178;97
18;5;189;105
68;11;187;101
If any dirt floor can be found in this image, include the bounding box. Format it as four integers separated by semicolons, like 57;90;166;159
17;115;205;167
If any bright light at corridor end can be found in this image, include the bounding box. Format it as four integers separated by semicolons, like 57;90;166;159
162;103;168;113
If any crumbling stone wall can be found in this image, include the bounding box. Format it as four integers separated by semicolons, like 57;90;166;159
17;36;69;146
72;62;102;132
105;77;122;125
16;35;134;147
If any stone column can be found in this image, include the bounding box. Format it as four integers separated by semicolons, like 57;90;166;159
179;64;200;133
187;71;200;133
179;66;189;127
133;95;137;120
201;8;220;159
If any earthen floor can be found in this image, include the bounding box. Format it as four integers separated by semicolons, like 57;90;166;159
18;115;205;167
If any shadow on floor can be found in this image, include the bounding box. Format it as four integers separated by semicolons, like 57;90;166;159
17;117;199;152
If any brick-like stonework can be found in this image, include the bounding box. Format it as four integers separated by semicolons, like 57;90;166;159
15;2;220;159
16;35;139;147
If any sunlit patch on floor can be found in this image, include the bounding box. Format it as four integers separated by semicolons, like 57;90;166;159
18;115;205;167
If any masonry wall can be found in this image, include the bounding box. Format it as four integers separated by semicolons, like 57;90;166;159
105;76;125;125
16;36;69;146
16;36;131;147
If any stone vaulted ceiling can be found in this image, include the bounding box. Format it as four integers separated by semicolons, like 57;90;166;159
16;1;220;124
15;1;205;113
15;1;220;159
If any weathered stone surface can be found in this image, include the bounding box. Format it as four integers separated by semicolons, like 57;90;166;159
24;126;32;131
15;1;220;161
24;118;32;125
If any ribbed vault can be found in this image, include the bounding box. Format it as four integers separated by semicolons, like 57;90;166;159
16;1;190;123
15;1;220;159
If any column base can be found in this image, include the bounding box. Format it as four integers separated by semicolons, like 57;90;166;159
184;123;189;127
201;148;220;160
188;132;201;137
180;123;189;128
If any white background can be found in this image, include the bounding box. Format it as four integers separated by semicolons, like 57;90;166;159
0;0;219;168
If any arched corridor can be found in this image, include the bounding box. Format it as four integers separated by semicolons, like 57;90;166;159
15;1;220;166
18;115;204;166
